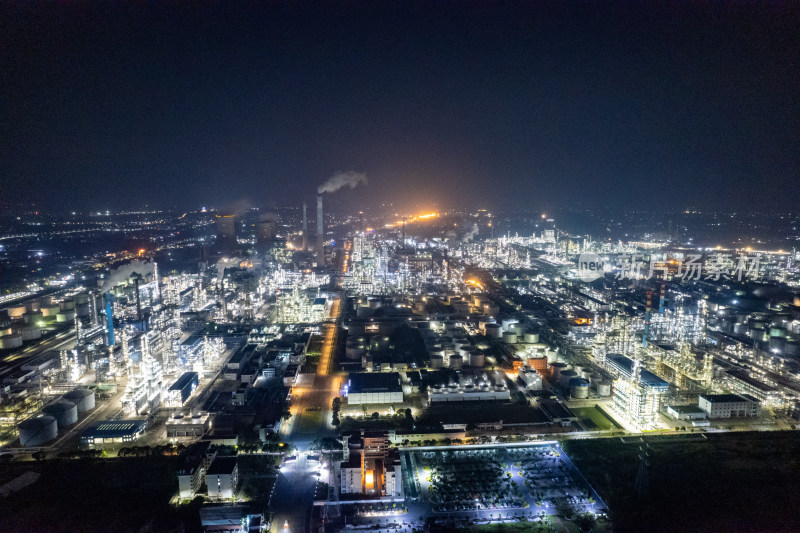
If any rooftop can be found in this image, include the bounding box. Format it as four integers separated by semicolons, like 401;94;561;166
207;456;238;476
348;372;402;393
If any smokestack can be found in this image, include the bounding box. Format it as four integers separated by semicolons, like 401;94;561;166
643;290;652;348
90;291;98;326
219;282;227;318
316;194;324;263
134;278;142;321
105;292;115;346
302;202;308;251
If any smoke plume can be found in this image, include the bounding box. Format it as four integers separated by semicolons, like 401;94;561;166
462;223;479;242
317;171;367;194
216;257;243;276
99;260;155;291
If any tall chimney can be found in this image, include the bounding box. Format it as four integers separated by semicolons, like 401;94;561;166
302;202;308;251
316;194;324;263
134;278;142;321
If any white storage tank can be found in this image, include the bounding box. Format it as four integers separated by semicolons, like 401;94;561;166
523;331;539;343
469;350;485;367
43;400;78;426
430;354;444;369
26;301;42;312
24;311;44;324
42;305;61;317
0;333;23;350
64;388;95;412
60;300;76;311
501;319;519;332
449;354;463;370
18;416;58;446
56;311;76;323
559;370;578;388
19;325;42;341
502;332;518;344
485;324;502;339
570;378;590;399
75;293;90;305
550;362;568;380
7;306;27;318
596;381;612;396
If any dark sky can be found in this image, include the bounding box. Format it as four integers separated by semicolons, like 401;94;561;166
2;2;798;213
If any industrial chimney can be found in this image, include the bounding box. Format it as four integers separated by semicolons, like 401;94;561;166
316;194;324;263
302;202;308;251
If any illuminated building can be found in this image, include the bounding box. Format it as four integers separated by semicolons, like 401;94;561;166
340;431;403;498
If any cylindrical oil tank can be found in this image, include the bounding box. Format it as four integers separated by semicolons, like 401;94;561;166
570;378;590;399
60;300;76;311
551;362;568;380
369;336;391;352
785;341;799;357
596;381;612;396
545;349;558;363
367;298;381;309
509;323;525;335
559;370;578;388
469;350;485;367
41;305;61;317
43;400;78;426
0;333;23;349
362;355;374;372
449;354;463;370
430;354;444;369
770;327;786;338
76;304;91;317
27;301;42;312
346;337;366;360
588;373;601;386
19;325;42;341
64;388;95;412
56;311;76;323
18;416;58;446
573;365;585;376
523;331;539;343
7;306;27;318
502;332;518;344
501;319;518;331
733;323;747;335
24;311;44;324
75;293;90;305
478;318;495;331
485;324;502;339
356;307;373;319
347;322;366;336
769;336;786;353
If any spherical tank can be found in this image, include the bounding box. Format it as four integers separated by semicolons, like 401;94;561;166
18;416;58;446
64;388;95;412
43;400;78;426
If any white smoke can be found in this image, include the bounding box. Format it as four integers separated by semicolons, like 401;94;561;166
462;223;479;242
98;260;155;291
317;171;367;194
216;257;243;277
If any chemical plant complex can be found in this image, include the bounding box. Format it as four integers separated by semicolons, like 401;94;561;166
1;201;799;532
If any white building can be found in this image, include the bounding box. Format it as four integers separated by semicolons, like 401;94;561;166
345;373;404;405
698;393;761;419
206;457;238;499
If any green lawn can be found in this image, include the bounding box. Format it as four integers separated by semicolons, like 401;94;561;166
571;406;620;431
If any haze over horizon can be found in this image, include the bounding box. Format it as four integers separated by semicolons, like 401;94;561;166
2;3;798;212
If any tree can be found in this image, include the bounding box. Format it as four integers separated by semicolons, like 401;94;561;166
573;512;596;532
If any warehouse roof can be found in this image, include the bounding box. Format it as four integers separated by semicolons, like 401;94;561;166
348;372;402;393
82;420;146;439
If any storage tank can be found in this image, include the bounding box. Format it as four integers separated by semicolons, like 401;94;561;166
573;365;585;377
19;325;42;341
369;336;391;352
41;305;61;317
596;381;612;396
18;416;58;446
430;353;444;369
559;370;578;388
501;319;518;331
60;300;76;311
43;400;78;426
347;322;367;336
550;362;568;380
469;350;485;368
733;323;747;335
346;337;367;360
76;304;91;317
356;307;373;319
56;311;76;323
362;355;374;372
0;333;23;350
509;323;525;335
7;306;27;318
523;331;539;343
26;301;42;312
75;293;90;305
24;311;44;324
569;378;590;399
502;332;518;344
485;323;502;339
785;341;799;357
449;354;463;370
769;336;786;353
64;388;95;412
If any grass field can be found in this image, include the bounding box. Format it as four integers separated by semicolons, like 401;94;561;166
563;430;800;532
571;406;621;431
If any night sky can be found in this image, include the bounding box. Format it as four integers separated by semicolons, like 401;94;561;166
2;2;798;213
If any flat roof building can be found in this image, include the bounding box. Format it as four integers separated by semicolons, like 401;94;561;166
81;419;146;446
345;372;404;405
